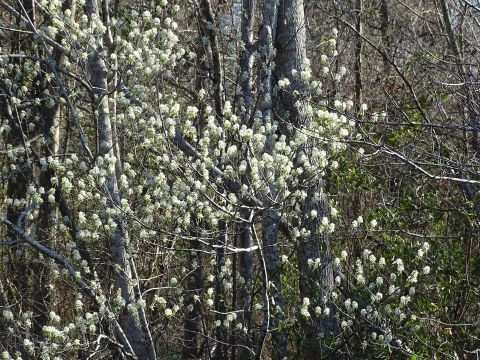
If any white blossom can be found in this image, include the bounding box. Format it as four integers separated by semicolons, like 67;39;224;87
3;310;13;321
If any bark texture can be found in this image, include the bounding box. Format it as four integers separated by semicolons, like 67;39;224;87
275;0;338;357
86;0;151;357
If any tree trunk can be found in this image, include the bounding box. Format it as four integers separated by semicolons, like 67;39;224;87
257;0;288;357
380;0;390;75
181;220;205;359
237;207;254;359
214;221;228;360
85;0;150;357
354;0;363;113
275;0;338;357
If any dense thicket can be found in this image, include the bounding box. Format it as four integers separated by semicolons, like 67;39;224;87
0;0;479;359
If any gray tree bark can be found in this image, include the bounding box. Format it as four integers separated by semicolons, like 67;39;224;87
181;219;205;360
85;0;152;357
236;1;257;358
257;0;288;358
354;0;363;112
236;207;254;360
380;0;390;74
274;0;338;358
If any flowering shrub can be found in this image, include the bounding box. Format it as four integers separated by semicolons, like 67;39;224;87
0;0;478;359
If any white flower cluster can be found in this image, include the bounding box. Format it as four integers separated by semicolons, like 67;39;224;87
329;241;432;353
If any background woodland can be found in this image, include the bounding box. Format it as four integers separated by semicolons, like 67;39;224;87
1;0;480;358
